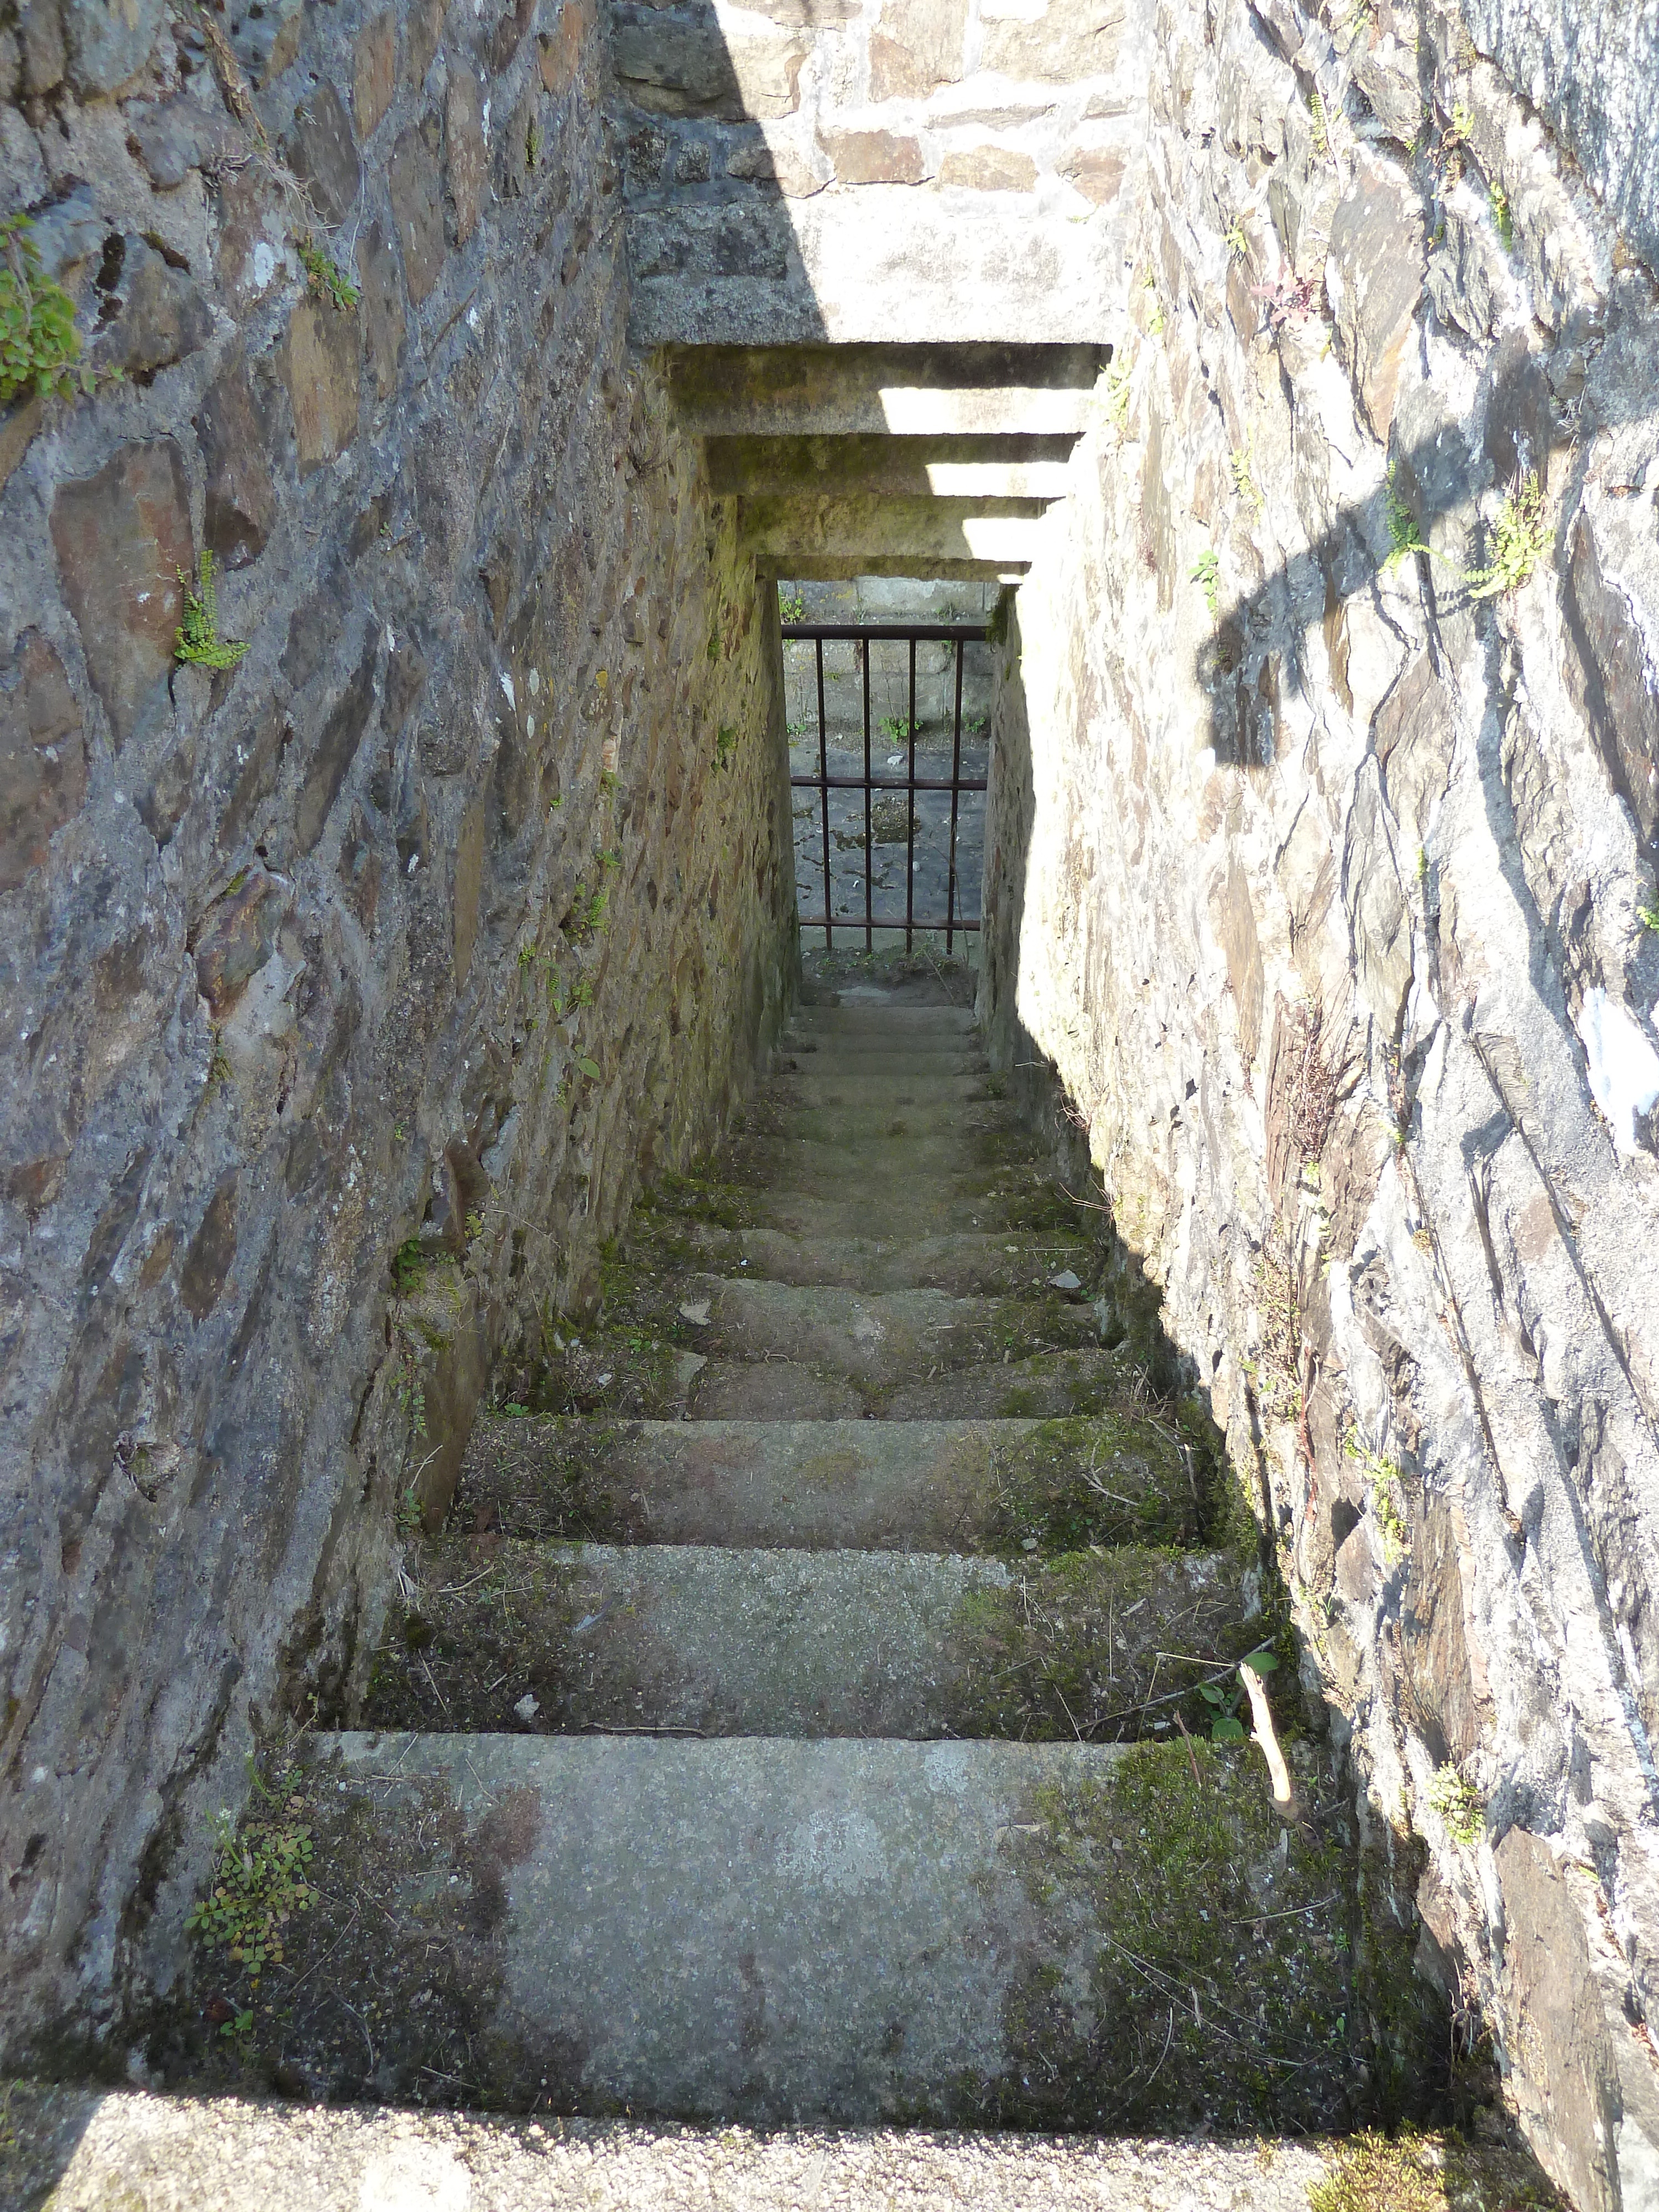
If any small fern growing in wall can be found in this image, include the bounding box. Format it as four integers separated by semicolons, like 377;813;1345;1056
1189;548;1220;618
296;233;359;311
175;552;251;670
1467;473;1548;598
1;213;90;405
1383;464;1431;568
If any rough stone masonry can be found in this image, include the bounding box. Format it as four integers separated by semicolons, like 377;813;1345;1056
0;0;794;2067
979;2;1659;2207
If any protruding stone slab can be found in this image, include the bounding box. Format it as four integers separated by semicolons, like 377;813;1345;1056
742;493;1050;569
665;344;1106;437
706;432;1077;501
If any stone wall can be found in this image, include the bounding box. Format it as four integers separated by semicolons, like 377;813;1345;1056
0;0;795;2058
611;0;1153;344
982;1;1659;2204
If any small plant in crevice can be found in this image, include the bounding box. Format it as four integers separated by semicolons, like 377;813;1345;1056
1384;463;1431;569
1308;90;1330;160
175;552;251;670
1466;472;1548;599
713;723;737;770
879;714;917;749
1222;216;1250;261
1426;1765;1486;1847
397;1480;422;1535
525;122;542;170
390;1236;426;1296
1197;1647;1278;1742
1229;437;1262;518
1102;352;1134;432
1189;548;1220;618
1345;1426;1408;1566
185;1786;316;1990
0;213;91;406
1488;179;1514;248
296;233;359;311
1637;900;1659;933
778;587;806;623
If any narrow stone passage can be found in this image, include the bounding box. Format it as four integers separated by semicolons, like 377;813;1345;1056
263;975;1371;2133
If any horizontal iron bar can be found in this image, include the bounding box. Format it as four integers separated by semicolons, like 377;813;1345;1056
790;775;987;794
782;623;989;642
798;916;982;932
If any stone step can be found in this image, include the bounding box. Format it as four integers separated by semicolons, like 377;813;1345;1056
664;342;1107;439
707;431;1078;502
679;1345;1140;1422
740;493;1050;571
735;1094;1022;1148
770;1062;1006;1108
790;1002;978;1037
365;1544;1255;1741
458;1412;1199;1552
4;2085;1376;2211
647;1175;1080;1247
639;1218;1099;1296
280;1730;1347;2128
671;1276;1100;1390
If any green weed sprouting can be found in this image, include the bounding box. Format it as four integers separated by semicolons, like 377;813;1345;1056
714;724;737;770
1345;1427;1408;1564
1102;354;1133;431
1197;1648;1278;1743
1308;91;1329;159
390;1237;426;1295
185;1796;316;1987
1223;217;1250;260
1426;1766;1485;1846
175;552;251;670
1638;901;1659;933
1189;548;1220;618
296;233;359;311
0;213;89;406
1466;473;1548;598
526;123;542;169
778;588;806;623
1383;464;1430;568
1229;438;1262;517
1489;180;1513;248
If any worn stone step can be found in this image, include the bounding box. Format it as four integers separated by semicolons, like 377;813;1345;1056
648;1175;1080;1247
672;1276;1101;1390
639;1218;1099;1297
677;1345;1139;1422
787;1007;979;1044
6;2084;1400;2212
717;1131;1044;1203
273;1730;1348;2129
735;1095;1022;1149
366;1544;1255;1742
770;1061;1006;1107
458;1412;1199;1553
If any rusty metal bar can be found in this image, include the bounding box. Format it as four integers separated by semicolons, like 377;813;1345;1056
799;916;982;935
815;635;831;952
784;624;988;643
905;637;917;953
789;775;985;794
862;638;873;954
946;638;966;955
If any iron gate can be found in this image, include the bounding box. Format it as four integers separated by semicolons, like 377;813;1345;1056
782;621;989;952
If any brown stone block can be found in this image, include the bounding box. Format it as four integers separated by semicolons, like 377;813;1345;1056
353;9;397;138
868;0;968;100
295;630;379;853
197;348;277;571
453;795;487;985
192;867;289;1016
280;296;362;473
447;64;488;245
937;145;1037;192
0;631;87;893
539;0;595;97
820;128;928;185
980;0;1123;82
406;0;444;87
181;1173;239;1321
1327;150;1423;446
1058;145;1124;205
356;218;407;400
50;437;192;749
390;117;446;304
0;393;44;493
612;15;806;121
282;81;362;226
727;139;826;196
491;0;538;73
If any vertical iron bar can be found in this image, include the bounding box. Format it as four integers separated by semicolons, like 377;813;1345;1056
862;640;873;954
946;638;964;955
816;637;831;951
905;636;917;952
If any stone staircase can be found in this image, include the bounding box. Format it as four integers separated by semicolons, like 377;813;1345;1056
241;975;1367;2139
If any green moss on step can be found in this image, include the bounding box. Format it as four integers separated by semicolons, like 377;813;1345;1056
1307;2132;1564;2211
979;1413;1199;1556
